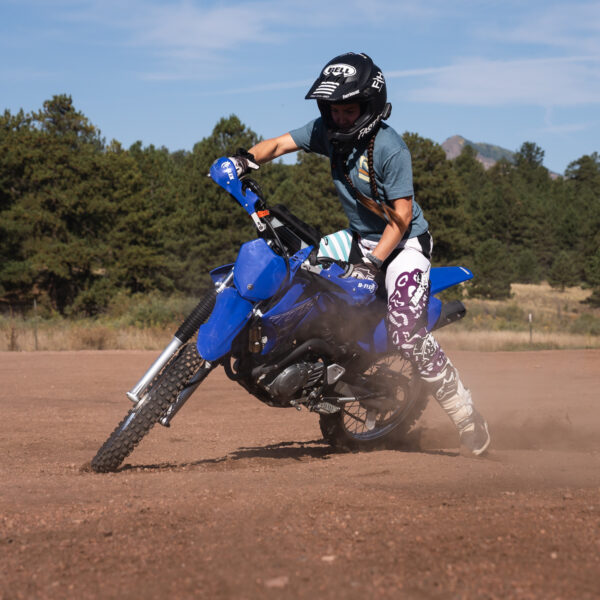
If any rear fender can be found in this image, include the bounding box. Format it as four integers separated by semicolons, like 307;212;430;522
196;287;253;361
430;266;473;295
428;266;472;331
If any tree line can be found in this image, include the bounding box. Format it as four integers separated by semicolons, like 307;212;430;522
1;94;599;316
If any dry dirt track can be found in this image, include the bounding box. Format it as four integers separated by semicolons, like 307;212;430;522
1;349;599;600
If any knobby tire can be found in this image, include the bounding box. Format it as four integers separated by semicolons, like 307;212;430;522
91;343;202;473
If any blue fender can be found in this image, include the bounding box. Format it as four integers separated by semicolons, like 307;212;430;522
196;287;253;361
430;266;473;295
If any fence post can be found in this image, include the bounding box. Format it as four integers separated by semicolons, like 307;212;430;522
529;312;533;345
33;298;39;351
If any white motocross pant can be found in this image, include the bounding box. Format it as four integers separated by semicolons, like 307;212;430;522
318;229;450;382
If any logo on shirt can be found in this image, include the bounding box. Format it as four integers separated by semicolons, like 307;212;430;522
358;155;369;182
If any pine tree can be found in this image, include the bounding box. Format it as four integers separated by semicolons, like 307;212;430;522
0;96;113;312
549;251;580;291
402;132;466;263
469;239;513;299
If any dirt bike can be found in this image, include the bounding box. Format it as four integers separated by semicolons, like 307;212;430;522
91;157;472;473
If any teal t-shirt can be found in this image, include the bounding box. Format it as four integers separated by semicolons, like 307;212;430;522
289;118;428;241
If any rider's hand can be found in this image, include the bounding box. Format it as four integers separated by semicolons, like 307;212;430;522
228;149;259;178
341;254;381;280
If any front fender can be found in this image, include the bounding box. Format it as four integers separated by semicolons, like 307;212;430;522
196;287;253;361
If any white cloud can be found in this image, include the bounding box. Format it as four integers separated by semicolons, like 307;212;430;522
540;121;593;134
405;56;600;107
51;0;440;57
498;2;600;54
387;67;454;79
188;55;600;106
132;1;285;57
107;0;441;80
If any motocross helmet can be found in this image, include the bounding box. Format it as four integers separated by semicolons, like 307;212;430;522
305;52;392;154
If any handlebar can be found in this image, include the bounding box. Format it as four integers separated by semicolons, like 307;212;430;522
209;157;377;304
209;157;322;254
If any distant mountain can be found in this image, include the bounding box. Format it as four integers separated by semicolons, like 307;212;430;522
441;135;515;170
442;135;561;178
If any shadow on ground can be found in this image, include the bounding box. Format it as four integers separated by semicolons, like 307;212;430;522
114;431;464;474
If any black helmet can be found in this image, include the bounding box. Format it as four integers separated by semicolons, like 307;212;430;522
305;52;392;154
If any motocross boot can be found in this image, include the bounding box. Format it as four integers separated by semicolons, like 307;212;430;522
424;362;491;456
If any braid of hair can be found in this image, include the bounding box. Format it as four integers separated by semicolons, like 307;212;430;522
367;135;378;202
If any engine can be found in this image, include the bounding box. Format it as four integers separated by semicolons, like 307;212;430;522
263;361;325;403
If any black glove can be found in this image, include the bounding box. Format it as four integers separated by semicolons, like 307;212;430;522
341;254;381;280
228;149;259;178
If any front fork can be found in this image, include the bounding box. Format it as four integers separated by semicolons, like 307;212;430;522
159;360;215;427
125;271;233;404
126;337;184;404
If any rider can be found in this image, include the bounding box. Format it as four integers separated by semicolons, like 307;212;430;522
228;52;490;456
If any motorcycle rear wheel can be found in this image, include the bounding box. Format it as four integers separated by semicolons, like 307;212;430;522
91;343;203;473
319;353;428;451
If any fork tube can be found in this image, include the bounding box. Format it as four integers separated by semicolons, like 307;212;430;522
216;270;234;292
127;337;183;403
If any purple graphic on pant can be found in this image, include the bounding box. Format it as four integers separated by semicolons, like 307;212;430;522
387;268;448;379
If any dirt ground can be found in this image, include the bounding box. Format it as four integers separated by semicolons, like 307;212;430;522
1;349;599;599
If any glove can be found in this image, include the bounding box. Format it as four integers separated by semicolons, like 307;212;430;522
341;254;381;280
228;149;259;178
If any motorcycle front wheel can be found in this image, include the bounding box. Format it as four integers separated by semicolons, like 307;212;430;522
91;343;204;473
319;352;428;451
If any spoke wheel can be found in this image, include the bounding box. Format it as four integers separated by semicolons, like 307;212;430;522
320;352;428;451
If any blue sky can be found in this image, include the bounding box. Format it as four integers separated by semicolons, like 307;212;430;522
1;0;599;174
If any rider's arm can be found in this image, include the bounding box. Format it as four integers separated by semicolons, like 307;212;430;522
249;133;299;164
370;196;413;263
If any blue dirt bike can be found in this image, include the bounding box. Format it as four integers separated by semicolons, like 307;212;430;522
91;158;472;472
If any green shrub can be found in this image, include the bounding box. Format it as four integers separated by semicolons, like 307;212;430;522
438;285;464;302
495;303;526;323
461;303;527;332
585;288;600;308
106;293;198;327
570;313;600;336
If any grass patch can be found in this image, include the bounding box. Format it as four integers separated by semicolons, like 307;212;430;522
435;282;600;350
435;329;598;352
1;282;599;352
0;316;173;351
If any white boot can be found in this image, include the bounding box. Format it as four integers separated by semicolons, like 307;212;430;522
425;364;491;456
